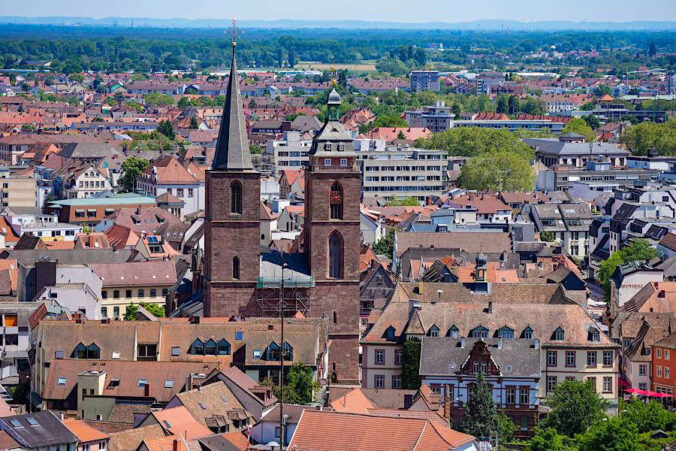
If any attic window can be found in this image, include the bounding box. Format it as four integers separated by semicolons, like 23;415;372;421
112;352;120;359
9;419;21;428
447;326;459;338
253;349;262;359
57;377;67;386
108;379;120;388
164;380;174;388
55;350;64;359
588;329;600;342
171;346;180;357
428;325;440;337
138;378;148;387
553;327;565;341
26;417;38;426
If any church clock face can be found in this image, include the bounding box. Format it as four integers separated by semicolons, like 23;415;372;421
330;190;343;204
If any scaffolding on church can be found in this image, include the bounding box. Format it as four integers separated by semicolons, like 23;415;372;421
255;275;315;316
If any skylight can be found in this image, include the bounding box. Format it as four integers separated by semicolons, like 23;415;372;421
57;377;67;386
164;380;174;388
26;417;38;426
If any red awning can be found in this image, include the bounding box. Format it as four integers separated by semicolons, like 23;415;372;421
618;377;631;387
626;388;671;398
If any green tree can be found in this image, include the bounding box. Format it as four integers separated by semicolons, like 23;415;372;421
507;95;520;115
459;150;535;191
540;230;555;242
497;413;516;443
157;120;176;140
386;196;420;206
372;228;395;257
529;427;575;451
620;398;676;433
598;239;658;302
563;118;597;142
68;73;84;83
401;339;421;389
583;114;601;130
463;371;498;440
262;362;319;405
541;380;608;437
144;92;174;107
177;96;191;109
620;120;676;156
250;144;263;155
416;127;533;159
496;95;508;114
123;302;166;320
189;116;199;129
119;157;149;193
576;416;639;451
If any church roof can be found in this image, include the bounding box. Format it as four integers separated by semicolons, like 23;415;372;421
309;89;356;158
212;43;254;171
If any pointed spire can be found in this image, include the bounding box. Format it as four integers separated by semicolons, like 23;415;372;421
212;35;253;171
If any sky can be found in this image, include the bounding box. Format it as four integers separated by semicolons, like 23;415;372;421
0;0;675;23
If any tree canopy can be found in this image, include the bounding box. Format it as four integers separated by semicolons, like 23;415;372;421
462;371;498;440
541;380;608;437
119;156;149;193
459;150;535;191
562;118;597;142
620;119;676;156
598;239;658;302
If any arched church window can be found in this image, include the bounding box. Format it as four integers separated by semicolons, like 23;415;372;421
330;182;343;220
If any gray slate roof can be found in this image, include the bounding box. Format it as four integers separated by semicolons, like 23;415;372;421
212;46;254;171
419;337;541;378
524;138;629;156
0;411;78;448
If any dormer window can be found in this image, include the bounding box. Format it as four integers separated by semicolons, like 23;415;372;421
428;325;440;337
588;328;600;342
498;327;514;339
470;326;489;339
447;325;459;338
553;327;565;341
384;326;396;341
521;327;534;339
324;143;332;151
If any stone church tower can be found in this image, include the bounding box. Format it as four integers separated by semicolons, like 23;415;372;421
203;41;260;317
304;89;361;382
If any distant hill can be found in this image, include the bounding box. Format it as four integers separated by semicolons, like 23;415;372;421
0;16;674;31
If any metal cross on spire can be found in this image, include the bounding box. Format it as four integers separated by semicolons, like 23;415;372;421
228;18;241;47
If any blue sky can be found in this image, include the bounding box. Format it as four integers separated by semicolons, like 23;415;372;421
1;0;675;22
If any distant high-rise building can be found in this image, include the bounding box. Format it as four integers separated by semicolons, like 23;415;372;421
410;71;440;92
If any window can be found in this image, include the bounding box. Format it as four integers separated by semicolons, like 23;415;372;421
428;325;439;337
470;326;489;339
667;350;671;360
324;158;332;167
162;288;169;297
603;377;612;393
657;349;662;358
520;416;528;432
190;339;204;355
330;182;343;220
171;346;180;357
235;331;243;341
392;375;402;389
188;188;194;198
218;339;231;355
176;188;184;197
102;290;108;299
553;327;565;341
587;377;597;391
658;365;663;377
587;351;596;367
498;327;514;339
639;364;647;376
164;380;174;388
547;376;557;392
666;367;671;379
328;231;343;279
506;387;516;404
588;329;600;342
520;388;529;405
232;257;240;280
101;307;107;318
138;289;145;298
113;306;120;318
3;314;17;327
547;351;557;367
375;349;385;365
374;375;384;389
603;350;613;366
71;342;100;359
204;339;217;355
522;327;533;339
395;350;404;365
448;326;459;338
230;181;243;214
138;378;148;387
473;361;479;374
125;290;132;299
150;289;157;297
57;377;67;386
639;383;648;390
137;344;157;361
340;158;347;167
113;290;120;299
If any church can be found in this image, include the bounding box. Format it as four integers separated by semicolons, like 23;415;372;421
202;40;360;383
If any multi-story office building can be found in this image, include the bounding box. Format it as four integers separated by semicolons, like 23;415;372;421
410;71;440;92
405;101;455;132
0;175;36;209
266;131;312;172
359;147;447;202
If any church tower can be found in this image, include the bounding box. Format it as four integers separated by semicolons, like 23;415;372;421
304;89;361;382
203;37;260;317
